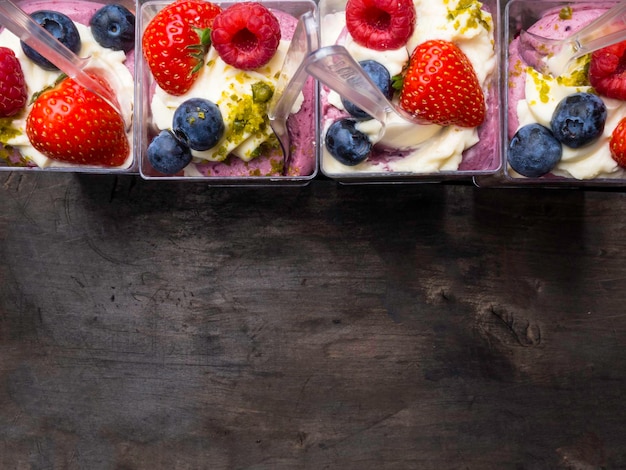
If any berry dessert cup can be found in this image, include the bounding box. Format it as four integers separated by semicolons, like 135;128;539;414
0;0;136;172
136;0;318;184
497;0;626;187
317;0;501;183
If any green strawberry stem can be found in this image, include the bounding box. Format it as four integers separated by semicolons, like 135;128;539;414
189;27;213;74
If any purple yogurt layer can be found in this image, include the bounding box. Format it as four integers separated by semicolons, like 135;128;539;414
507;6;606;138
147;8;316;179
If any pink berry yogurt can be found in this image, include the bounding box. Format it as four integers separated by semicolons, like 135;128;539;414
319;0;499;180
139;4;317;181
0;0;135;171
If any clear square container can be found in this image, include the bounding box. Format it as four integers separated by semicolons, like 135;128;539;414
0;0;136;173
136;0;318;185
478;0;626;188
317;0;502;184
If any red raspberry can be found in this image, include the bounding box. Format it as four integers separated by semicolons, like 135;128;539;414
0;47;27;117
346;0;416;51
210;2;281;70
589;41;626;100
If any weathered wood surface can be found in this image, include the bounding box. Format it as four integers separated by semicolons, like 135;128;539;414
0;172;625;469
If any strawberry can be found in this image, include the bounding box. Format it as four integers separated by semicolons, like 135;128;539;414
142;0;222;95
588;41;626;100
26;74;129;166
610;117;626;168
345;0;415;51
0;47;27;117
399;39;485;127
211;2;281;70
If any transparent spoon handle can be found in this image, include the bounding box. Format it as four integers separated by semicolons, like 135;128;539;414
0;0;122;116
269;10;318;121
570;0;626;58
304;45;393;124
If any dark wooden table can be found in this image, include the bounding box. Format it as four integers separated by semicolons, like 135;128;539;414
1;172;625;469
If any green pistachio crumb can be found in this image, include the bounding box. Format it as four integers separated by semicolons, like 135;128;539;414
251;81;274;103
559;6;573;20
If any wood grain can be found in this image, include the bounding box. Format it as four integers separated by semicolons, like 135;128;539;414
0;172;625;469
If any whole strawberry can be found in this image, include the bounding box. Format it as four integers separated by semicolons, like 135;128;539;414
400;40;485;127
211;2;281;70
142;0;222;95
0;47;27;117
610;117;626;168
26;74;129;166
589;41;626;100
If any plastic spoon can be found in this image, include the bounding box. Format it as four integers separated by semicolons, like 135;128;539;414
268;10;318;175
304;44;426;139
0;0;123;117
519;0;626;77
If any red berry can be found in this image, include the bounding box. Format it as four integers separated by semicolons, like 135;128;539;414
211;2;281;70
26;74;129;166
345;0;416;51
142;0;222;96
0;47;27;117
589;41;626;100
399;39;485;127
610;117;626;168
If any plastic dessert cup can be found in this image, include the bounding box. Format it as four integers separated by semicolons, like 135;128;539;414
0;0;136;173
136;0;319;185
485;0;626;188
317;0;501;184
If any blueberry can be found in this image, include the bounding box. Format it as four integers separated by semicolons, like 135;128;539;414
325;118;372;166
341;60;392;120
172;98;224;151
90;4;135;53
147;130;192;175
21;11;81;71
508;123;562;177
550;92;607;148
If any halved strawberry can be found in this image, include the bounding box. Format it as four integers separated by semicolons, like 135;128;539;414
589;41;626;100
610;117;626;167
399;39;485;127
26;74;129;166
142;0;222;95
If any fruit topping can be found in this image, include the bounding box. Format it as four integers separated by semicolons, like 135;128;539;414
588;41;626;101
0;47;27;117
211;2;281;70
21;10;81;71
90;4;135;53
550;92;606;148
342;60;392;120
142;0;222;96
148;130;193;175
508;123;562;178
25;74;128;166
345;0;415;51
325;118;372;166
173;98;225;151
399;39;485;127
610;117;626;168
